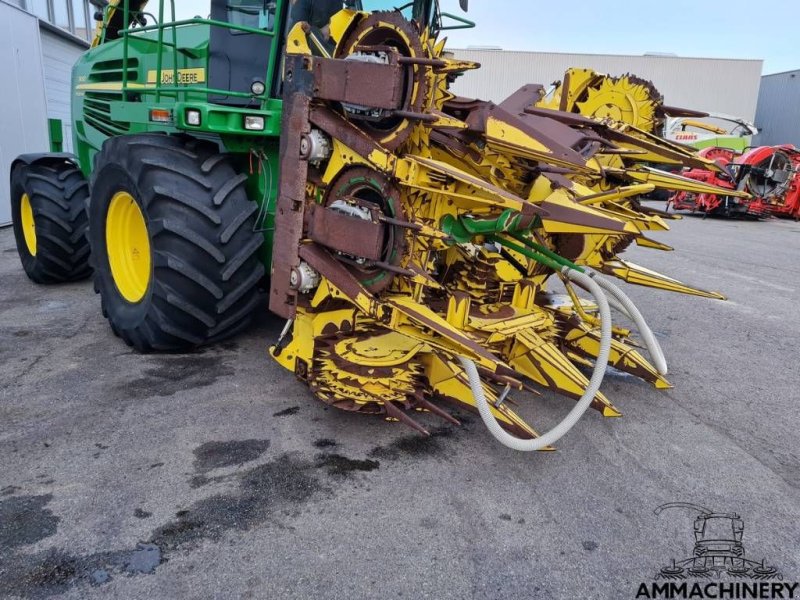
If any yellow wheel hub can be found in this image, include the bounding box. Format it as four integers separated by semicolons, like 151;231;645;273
106;191;151;303
20;193;37;256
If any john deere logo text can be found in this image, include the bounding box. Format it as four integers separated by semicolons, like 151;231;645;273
146;68;206;85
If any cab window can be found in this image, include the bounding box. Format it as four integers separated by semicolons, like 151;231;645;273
226;0;277;32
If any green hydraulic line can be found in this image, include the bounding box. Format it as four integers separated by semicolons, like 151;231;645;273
441;209;528;244
493;235;606;328
489;235;569;273
507;231;586;273
155;0;164;102
121;17;275;38
170;0;178;103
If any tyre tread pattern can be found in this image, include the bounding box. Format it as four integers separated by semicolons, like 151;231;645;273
88;134;265;352
11;161;92;283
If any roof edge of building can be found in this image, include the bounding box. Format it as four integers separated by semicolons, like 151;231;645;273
450;48;763;65
761;68;800;78
39;19;91;49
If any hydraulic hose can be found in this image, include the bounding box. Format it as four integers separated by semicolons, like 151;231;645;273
500;233;667;376
587;272;668;376
459;267;612;451
568;274;667;376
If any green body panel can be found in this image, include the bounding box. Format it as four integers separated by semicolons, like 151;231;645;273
690;137;751;153
48;119;64;152
71;12;285;267
68;0;460;270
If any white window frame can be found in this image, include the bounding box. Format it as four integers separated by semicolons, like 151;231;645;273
19;0;93;40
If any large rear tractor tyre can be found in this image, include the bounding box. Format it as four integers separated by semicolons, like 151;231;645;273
10;159;91;283
87;134;265;352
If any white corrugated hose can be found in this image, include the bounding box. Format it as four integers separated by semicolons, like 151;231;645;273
588;271;668;376
459;267;613;451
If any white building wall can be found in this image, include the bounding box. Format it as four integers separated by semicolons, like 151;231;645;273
450;49;763;122
0;2;49;226
40;27;86;152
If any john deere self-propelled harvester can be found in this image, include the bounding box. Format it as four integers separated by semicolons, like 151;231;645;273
9;0;737;451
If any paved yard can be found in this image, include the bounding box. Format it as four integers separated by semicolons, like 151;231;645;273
1;210;799;599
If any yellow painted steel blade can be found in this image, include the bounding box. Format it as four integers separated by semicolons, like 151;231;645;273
437;57;481;75
635;236;674;252
539;189;640;235
602;259;726;300
402;155;545;216
562;321;672;390
618;167;749;198
576;184;656;205
509;329;621;417
573;201;668;234
422;353;552;449
602;123;727;172
571;190;671;233
484;116;591;172
387;295;517;377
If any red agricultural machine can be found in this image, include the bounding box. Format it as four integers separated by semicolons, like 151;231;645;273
670;145;800;219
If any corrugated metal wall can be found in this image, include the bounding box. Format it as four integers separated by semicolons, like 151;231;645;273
753;70;800;147
450;49;763;121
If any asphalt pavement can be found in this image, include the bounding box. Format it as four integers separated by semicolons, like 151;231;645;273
1;208;799;599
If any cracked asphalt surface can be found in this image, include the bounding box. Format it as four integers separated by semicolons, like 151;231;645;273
1;209;799;599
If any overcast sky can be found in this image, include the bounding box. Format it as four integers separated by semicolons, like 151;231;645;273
175;0;798;74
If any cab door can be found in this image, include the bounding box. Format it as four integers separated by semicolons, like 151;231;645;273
209;0;278;106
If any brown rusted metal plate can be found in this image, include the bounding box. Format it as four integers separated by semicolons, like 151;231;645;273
498;86;600;163
269;90;312;319
429;129;484;162
298;244;384;319
407;154;548;221
386;298;518;379
540;196;632;234
446;91;592;169
600;128;721;171
310;56;405;109
524;105;606;127
526;102;716;172
309;106;387;157
306;203;385;261
497;84;545;114
271;52;403;319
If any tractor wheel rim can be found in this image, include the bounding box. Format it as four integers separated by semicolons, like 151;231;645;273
20;193;37;257
106;191;151;303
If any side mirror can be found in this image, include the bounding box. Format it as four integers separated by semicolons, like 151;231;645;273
460;0;468;11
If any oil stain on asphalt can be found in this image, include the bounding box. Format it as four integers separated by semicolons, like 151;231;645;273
1;544;163;598
0;494;161;598
314;454;379;477
118;356;235;399
0;494;60;548
193;439;272;472
152;452;327;550
0;424;466;597
369;423;463;460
